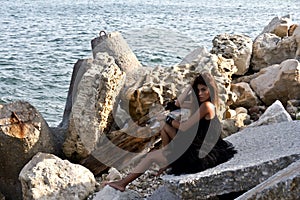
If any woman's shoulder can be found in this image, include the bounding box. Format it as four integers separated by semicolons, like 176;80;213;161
200;101;215;110
200;101;216;120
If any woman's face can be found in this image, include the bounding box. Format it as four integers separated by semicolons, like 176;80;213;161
197;84;210;102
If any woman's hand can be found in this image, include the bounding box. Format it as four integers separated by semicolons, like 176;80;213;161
176;85;192;108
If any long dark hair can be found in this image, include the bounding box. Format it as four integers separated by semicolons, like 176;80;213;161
191;72;219;109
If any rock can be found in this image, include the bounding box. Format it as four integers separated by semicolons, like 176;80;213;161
127;47;238;121
293;25;300;60
251;33;297;71
221;118;240;138
179;46;209;65
19;152;96;200
106;167;122;181
93;185;142;200
247;100;292;127
59;59;92;129
286;99;300;120
259;15;293;38
211;33;253;75
250;59;300;106
231;82;260;108
91;31;142;87
0;101;59;200
157;120;300;199
63;52;126;161
251;15;297;71
236;159;300;200
147;186;180;200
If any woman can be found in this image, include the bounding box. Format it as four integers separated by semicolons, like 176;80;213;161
104;72;237;191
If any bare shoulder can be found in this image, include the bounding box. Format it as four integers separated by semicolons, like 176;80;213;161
200;101;216;119
200;101;215;111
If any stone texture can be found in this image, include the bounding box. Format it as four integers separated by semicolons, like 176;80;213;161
259;15;293;38
286;99;300;120
251;15;298;71
63;53;126;161
19;152;96;200
251;33;297;71
59;58;92;129
147;186;180;200
127;47;237;122
250;59;300;106
93;185;142;200
231;82;260;109
247;100;292;127
293;25;300;60
156;120;300;199
91;31;142;87
236;159;300;200
0;101;58;200
211;33;253;75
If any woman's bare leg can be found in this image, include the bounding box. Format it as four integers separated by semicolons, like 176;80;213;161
105;150;168;191
160;125;177;146
160;129;170;146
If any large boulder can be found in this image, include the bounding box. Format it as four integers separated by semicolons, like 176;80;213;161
59;59;92;129
247;100;292;127
91;31;142;87
236;159;300;200
251;33;297;71
250;59;300;106
259;15;293;38
211;33;253;75
150;120;300;199
19;153;96;200
0;101;59;200
230;82;260;109
63;53;126;161
251;15;298;71
127;47;238;121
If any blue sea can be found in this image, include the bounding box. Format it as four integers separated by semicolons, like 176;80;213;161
1;0;300;126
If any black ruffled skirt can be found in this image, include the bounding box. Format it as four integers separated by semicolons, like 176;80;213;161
168;138;237;175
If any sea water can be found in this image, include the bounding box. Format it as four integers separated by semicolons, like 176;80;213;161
1;0;300;126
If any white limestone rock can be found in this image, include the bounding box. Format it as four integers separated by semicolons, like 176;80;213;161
247;100;292;127
231;82;260;108
211;33;253;75
63;52;126;160
250;59;300;106
251;33;297;71
259;15;293;38
19;152;96;200
236;159;300;200
93;185;142;200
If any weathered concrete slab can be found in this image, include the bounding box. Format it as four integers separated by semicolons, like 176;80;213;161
236;159;300;200
155;121;300;199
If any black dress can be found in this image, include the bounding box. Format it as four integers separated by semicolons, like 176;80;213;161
165;115;237;175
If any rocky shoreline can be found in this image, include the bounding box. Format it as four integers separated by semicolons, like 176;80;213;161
0;15;300;200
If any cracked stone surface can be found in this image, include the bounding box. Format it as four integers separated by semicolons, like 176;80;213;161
151;121;300;199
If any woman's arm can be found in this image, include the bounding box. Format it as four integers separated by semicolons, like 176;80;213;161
175;85;192;108
170;101;215;132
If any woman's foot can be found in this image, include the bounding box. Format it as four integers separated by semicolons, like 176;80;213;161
103;180;126;192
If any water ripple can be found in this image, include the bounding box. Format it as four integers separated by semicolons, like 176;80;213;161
1;0;300;126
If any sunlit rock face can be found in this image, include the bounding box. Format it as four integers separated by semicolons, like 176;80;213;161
0;101;57;200
19;153;96;200
250;59;300;106
211;33;253;75
63;53;126;161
